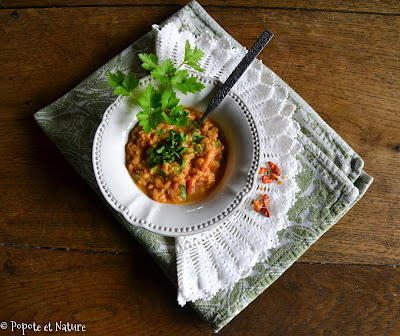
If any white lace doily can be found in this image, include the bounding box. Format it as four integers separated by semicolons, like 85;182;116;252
153;23;301;305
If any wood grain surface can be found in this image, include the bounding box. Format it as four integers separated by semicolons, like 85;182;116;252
1;246;399;335
1;1;399;335
1;1;399;15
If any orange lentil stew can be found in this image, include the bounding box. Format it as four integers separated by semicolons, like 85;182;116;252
125;107;227;204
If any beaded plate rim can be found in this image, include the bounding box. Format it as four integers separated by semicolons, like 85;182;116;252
92;73;260;236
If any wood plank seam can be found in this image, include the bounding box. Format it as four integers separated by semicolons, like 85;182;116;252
0;5;399;16
1;244;399;268
0;243;142;256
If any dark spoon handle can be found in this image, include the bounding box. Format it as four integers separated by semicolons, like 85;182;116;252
200;29;274;123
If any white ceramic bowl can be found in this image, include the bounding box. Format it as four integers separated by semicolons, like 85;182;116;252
92;73;260;236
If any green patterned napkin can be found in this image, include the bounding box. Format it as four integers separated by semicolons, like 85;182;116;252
34;1;373;332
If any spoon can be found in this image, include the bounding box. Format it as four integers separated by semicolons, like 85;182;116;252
200;29;274;123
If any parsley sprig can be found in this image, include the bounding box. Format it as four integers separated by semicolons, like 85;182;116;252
107;41;205;133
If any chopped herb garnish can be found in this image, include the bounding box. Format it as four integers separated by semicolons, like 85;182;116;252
134;174;139;181
215;141;219;147
192;120;202;127
155;169;167;178
155;129;166;136
192;133;205;143
196;146;201;152
181;184;187;200
180;158;188;173
147;130;188;168
180;155;188;171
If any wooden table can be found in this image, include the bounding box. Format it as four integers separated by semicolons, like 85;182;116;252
1;1;399;335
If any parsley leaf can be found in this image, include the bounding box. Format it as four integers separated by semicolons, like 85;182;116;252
137;107;163;134
136;84;163;133
155;129;166;136
171;70;205;94
107;70;124;88
162;105;190;127
108;40;207;134
138;84;161;111
161;86;180;110
138;53;159;71
151;59;176;85
123;73;140;93
107;71;139;96
184;40;205;72
171;70;187;86
181;185;187;200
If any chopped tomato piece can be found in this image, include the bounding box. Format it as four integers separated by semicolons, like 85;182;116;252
186;177;197;195
201;147;217;173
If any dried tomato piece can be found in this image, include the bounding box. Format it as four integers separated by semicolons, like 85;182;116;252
268;161;281;176
262;194;270;207
261;208;270;217
253;199;262;212
262;175;274;183
258;167;268;174
270;173;279;180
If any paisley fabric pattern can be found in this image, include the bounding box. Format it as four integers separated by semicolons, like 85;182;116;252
34;1;373;332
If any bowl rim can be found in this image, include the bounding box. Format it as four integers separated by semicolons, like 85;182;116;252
92;72;260;236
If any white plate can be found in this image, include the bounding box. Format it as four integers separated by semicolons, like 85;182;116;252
92;73;260;236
